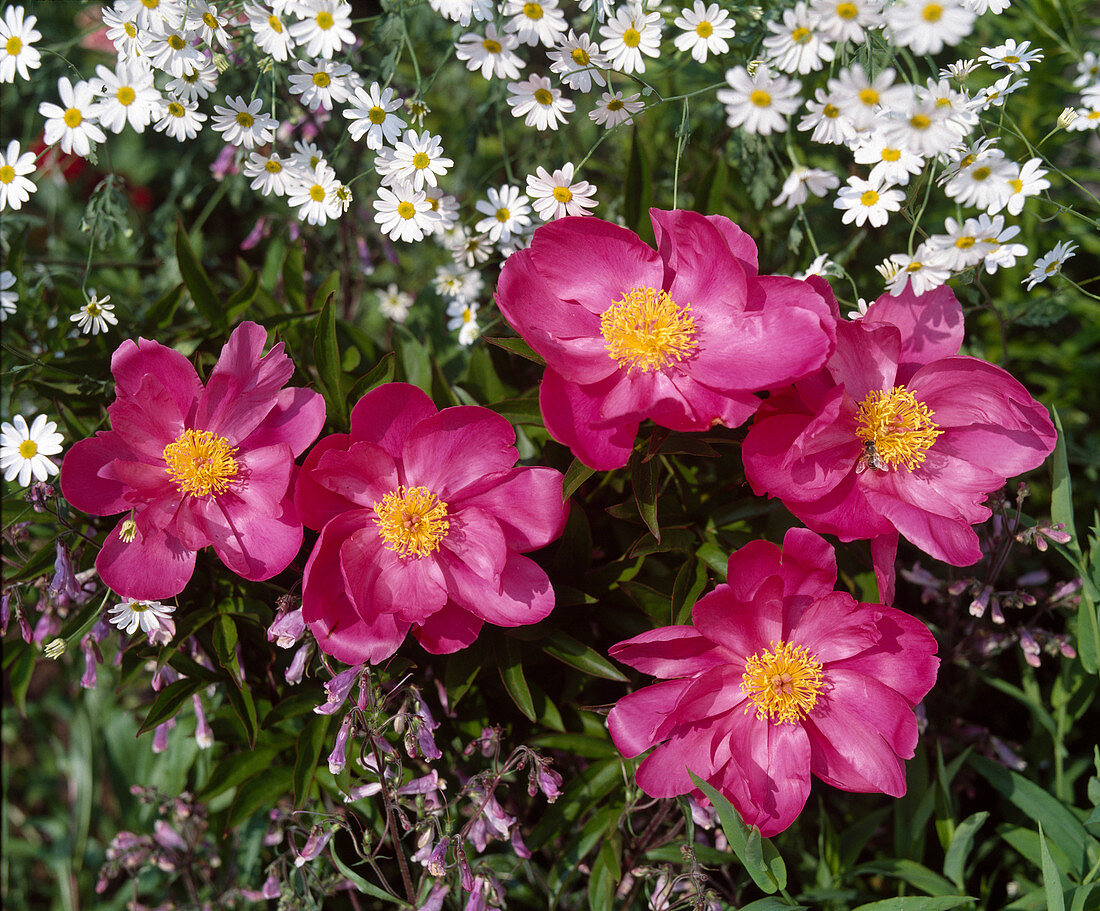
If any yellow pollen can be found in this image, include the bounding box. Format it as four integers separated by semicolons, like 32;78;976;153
309;184;326;201
905;261;924;272
117;86;136;105
202;12;218;28
600;287;698;374
265;159;282;173
922;2;943;21
412;152;430;169
607;98;624;111
6;36;22;55
855;386;943;472
313;71;331;87
910;113;931;129
971;166;991;181
823;103;840;118
623;27;641;48
859;87;879;105
1009;178;1023;193
167;33;185;50
316;10;334;29
571;47;590;65
881;147;901;161
124;22;137;37
0;165;14;184
495;206;510;222
935;96;952;107
397;201;416;219
19;439;37;459
168;102;185;117
368;105;386;124
267;15;283;32
523;1;544;19
750;89;772;107
955;236;976;249
1044;261;1060;274
534;88;553;105
236;111;255;127
64;108;83;128
860;189;879;206
142;0;158;8
85;301;102;316
836;1;858;18
482;38;502;53
958;153;976;168
741;640;824;724
695;20;714;37
183;69;199;83
374;486;449;558
1003;54;1019;63
128;600;150;612
163;429;240;497
552;186;572;202
119;518;138;543
791;26;811;43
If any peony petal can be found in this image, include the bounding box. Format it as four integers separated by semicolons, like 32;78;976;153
702;212;759;273
609;625;726;678
635;717;732;797
110;336;202;416
692;575;785;661
865;284;963;380
294;432;355;530
539;368;638;470
456;467;569;552
60;433;134;516
830;606;939;705
97;516;196;600
238;386;326;458
607;678;695;757
207;496;303;581
310;441;399;513
349;382;438;458
412;601;484;654
650;209;749;311
870;533;899;605
401;406;518;498
778;527;839;600
790;593;881;663
444;553;556;627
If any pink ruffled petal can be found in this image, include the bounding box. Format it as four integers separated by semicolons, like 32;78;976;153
650;209;749;311
692;576;785;661
294;433;355;530
110;337;202;416
401;406;518;498
60;433;134;516
635;717;731;798
539;369;638;470
702;212;759;273
607;678;695;757
238;386;326;458
778;527;839;600
208;496;304;581
444;553;556;627
439;505;507;581
865;284;963;379
412;601;484;654
108;376;188;461
97;516;196;600
310;441;399;513
227;442;295;519
830;607;939;705
871;533;899;605
789;593;880;663
609;626;726;678
826;321;901;402
353;535;449;623
456;467;569;552
349;382;438;458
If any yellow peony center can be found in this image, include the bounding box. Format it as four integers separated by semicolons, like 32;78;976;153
316;11;334;29
552;186;572;202
236;111;255;127
64;108;83;128
0;165;14;184
741;640;824;724
600;287;698;374
397;201;416;219
750;89;772;107
695;20;714;37
482;38;502;53
860;189;879;206
623;27;641;48
791;26;812;43
267;15;283;32
163;429;239;497
6;36;22;55
836;1;858;18
117;86;136;105
19;440;37;459
523;2;544;19
412;152;430;169
571;47;590;65
922;3;943;21
374;486;450;558
313;71;331;87
855;386;943;471
859;87;879;105
534;88;553;105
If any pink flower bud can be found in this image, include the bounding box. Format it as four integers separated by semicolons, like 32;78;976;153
328;712;354;775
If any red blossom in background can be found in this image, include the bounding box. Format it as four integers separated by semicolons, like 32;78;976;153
608;528;940;837
494;208;836;469
294;382;569;665
61;322;325;599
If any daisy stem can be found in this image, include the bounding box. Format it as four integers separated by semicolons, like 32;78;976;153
672;98;690;211
402;20;422;91
191;180;230;236
905;163;936;256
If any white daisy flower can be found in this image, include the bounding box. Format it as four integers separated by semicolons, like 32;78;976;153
717;65;802;135
877;98;958;158
423;187;460;235
502;0;567;48
798;88;858;145
978;39;1042;72
373;181;439;242
599;5;662;75
289;0;355;58
941;146;1015;210
506;75;575;130
884;243;952;295
579;0;614;21
244;2;295;59
166;62;219;103
373;146;400;186
763;2;834;75
102;5;147;61
70;291;118;335
122;0;182;32
211;96;278;149
772;166;839;208
474;184;531;244
548;30;607;92
39;78;106;158
940;58;979;82
1065;104;1100;131
0;270;16;319
377;283;412;322
183;1;232;49
673;2;736;64
289;59;353;111
959;0;1010;13
390;130;453;191
344;82;407;148
0;4;42;83
834;176;904;227
428;0;494;27
455;24;524;81
808;0;882;43
154;97;207;141
1024;242;1076;290
589;90;644;128
243;150;293;197
1002;158;1049;215
434;264;484;304
854;131;926;186
1073;52;1099;89
982;222;1028;274
107;599;176;637
288;162;341;226
793;252;839;281
827;65;910;132
885;0;974;56
914;77;977;140
1;414;64;486
526;163;598;220
0;139;37;211
978;74;1027;110
90;62;161;134
446;227;494;267
926;215;995;271
145;24;206;78
446;300;481;345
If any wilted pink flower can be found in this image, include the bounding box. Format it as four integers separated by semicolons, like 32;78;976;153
61;322;326;599
295;383;569;664
608;528;939;837
742;285;1056;594
494;209;835;469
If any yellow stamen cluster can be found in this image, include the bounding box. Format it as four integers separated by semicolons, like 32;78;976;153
741;640;824;724
855;386;943;471
373;486;450;558
600;287;698;374
163;429;240;497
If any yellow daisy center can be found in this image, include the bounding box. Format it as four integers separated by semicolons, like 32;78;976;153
163;429;240;497
534;88;553;105
600;287;698;374
142;0;159;8
571;47;590;65
855;386;943;471
124;22;137;37
1009;178;1023;193
495;206;511;222
0;165;15;184
236;111;255;127
482;38;502;53
552;186;573;202
750;89;772;107
836;1;858;18
168;102;185;117
791;26;811;43
265;159;282;173
922;3;943;21
19;440;37;459
374;486;450;558
623;27;641;48
741;640;824;724
397;201;416;219
6;36;22;55
859;87;879;105
607;98;625;111
117;86;136;105
971;166;991;181
1003;54;1019;63
860;189;879;206
267;15;283;32
167;33;185;50
955;236;976;249
368;105;386;124
823;103;840;118
309;184;326;201
412;152;430;169
906;261;924;273
64;108;83;128
881;147;901;162
316;11;334;29
909;113;931;130
695;20;714;37
202;12;219;28
312;71;331;87
523;2;544;19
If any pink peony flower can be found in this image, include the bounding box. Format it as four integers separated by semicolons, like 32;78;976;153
494;208;836;470
608;527;939;837
294;382;569;664
60;322;325;599
742;284;1056;591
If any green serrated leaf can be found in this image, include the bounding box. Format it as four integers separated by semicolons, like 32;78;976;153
314;294;347;427
498;637;536;721
542;631;628;681
175;219;224;328
138;678;204;735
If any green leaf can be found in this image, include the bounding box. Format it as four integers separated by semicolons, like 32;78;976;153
689;771;783;893
498;637;536;721
444;644;483;709
563;458;596;500
212;612;240;683
175;218;224;329
225;269;260;320
314;293;347;427
8;643;34;717
1039;822;1068;911
529;733;618;759
346;351;397;403
225;766;293;833
631;452;660;542
672;557;708;625
738;900;809;911
223;678;259;748
197;745;282;800
529;758;622;850
487;396;544;426
483;335;546;366
541;631;628;682
587;841;616;911
852;900;976;911
293;713;332;808
329;850;399;902
943;811;989;889
313;270;341;311
144;283;185;327
283;242;305;310
624;127;652;233
138;678;204;735
852;860;960;896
